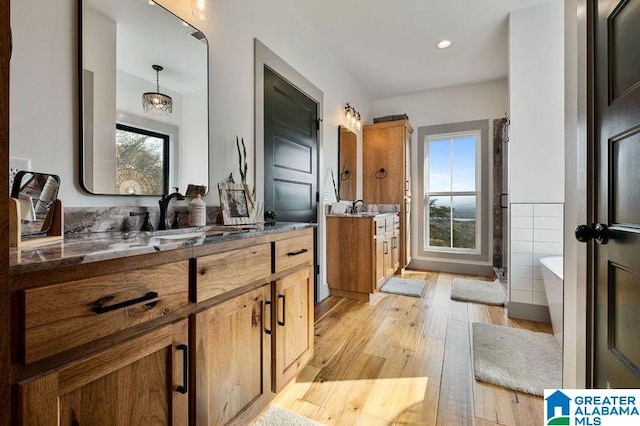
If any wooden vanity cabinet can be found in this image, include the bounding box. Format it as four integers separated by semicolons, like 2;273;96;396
18;319;189;425
363;120;413;269
11;228;315;425
327;213;399;300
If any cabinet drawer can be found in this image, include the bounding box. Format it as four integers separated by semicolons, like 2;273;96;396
23;261;190;364
274;234;314;273
196;243;271;302
374;218;387;235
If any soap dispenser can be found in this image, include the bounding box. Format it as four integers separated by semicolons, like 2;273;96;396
189;194;206;227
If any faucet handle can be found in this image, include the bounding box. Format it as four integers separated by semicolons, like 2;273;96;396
130;211;154;232
172;210;190;229
172;187;180;193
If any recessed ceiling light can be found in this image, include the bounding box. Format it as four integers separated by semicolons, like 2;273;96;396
148;0;155;5
436;40;452;49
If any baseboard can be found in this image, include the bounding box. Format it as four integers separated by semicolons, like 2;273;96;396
507;302;551;323
407;259;495;277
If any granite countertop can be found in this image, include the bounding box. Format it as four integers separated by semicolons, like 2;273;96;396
325;212;398;218
10;223;315;275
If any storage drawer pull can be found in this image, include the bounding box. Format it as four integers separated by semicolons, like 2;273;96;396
90;291;159;314
384;241;389;255
176;344;188;394
264;300;272;335
277;294;286;326
287;248;308;257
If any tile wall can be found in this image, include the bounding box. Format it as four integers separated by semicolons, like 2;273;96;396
509;203;564;306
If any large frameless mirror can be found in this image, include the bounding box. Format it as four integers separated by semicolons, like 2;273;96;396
338;126;357;201
79;0;209;195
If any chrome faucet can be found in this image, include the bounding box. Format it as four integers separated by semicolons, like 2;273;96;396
352;199;365;213
158;187;185;230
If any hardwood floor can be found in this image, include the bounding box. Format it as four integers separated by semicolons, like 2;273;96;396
271;271;552;425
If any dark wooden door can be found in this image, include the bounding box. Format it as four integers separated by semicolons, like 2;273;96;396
264;67;318;223
589;0;640;388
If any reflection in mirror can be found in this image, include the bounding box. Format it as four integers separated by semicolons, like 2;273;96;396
80;0;209;195
338;126;357;201
11;171;61;236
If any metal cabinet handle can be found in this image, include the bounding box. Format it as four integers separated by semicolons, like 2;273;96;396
499;193;508;209
384;241;389;255
91;291;158;314
287;248;308;257
264;300;272;335
176;344;188;394
277;294;286;326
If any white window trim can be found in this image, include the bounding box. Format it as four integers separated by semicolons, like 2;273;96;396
424;130;482;255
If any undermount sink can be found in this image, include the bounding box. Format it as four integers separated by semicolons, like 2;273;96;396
150;232;207;243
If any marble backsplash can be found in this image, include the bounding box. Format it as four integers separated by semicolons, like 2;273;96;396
64;206;222;234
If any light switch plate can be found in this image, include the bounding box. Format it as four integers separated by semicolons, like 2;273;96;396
9;157;31;193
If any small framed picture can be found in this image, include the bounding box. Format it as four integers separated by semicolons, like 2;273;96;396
218;182;256;225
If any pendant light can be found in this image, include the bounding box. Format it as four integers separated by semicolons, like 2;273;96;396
142;65;173;116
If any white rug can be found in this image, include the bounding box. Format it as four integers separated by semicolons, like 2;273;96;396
379;277;426;298
253;406;323;426
472;323;562;396
450;278;506;306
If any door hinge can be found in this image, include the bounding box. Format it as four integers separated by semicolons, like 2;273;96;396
316;192;320;203
316;265;320;275
315;118;322;131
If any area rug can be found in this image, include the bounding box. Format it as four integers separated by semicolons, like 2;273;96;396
472;323;562;396
450;278;506;306
379;277;426;298
253;406;323;426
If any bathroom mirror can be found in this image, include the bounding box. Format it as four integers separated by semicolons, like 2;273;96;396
11;171;61;236
338;126;357;201
79;0;209;196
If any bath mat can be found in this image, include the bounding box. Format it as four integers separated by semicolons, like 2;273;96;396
253;405;323;426
379;277;426;298
472;323;562;396
450;278;506;306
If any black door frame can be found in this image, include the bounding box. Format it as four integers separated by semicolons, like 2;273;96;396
254;39;326;303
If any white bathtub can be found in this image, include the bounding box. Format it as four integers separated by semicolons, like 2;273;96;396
540;256;563;348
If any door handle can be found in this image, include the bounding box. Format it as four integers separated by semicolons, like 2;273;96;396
575;223;609;245
264;300;272;335
176;344;188;394
277;294;286;326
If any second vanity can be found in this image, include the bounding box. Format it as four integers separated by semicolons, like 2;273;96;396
326;212;400;301
10;224;315;425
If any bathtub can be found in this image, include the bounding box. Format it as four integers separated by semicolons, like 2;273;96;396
540;256;563;348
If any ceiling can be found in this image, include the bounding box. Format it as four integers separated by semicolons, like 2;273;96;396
289;0;517;100
84;0;208;94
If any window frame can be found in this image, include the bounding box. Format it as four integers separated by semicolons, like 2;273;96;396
424;130;482;254
115;123;170;195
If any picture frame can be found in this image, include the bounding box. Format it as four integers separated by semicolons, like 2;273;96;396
218;182;256;225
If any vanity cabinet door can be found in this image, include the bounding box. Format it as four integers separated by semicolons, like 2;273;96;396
193;285;272;426
272;266;314;393
375;236;386;289
391;230;400;274
18;320;189;425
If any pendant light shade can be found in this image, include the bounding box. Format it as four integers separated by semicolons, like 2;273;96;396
142;65;172;116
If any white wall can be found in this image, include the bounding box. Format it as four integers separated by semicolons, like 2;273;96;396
84;9;116;194
180;89;209;191
9;0;371;209
508;0;565;203
373;78;509;268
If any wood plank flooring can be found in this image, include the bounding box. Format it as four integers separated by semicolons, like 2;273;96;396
271;271;553;425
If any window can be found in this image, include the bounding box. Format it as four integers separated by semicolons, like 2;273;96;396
424;132;480;252
115;124;169;195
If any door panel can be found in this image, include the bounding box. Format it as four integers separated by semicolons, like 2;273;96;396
592;0;640;387
264;67;317;223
